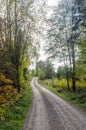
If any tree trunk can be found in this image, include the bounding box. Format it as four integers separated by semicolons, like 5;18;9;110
72;78;76;92
71;42;76;92
65;67;70;91
67;76;70;91
16;65;20;93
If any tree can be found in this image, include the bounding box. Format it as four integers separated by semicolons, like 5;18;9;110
0;0;36;93
46;0;72;91
36;60;55;79
45;0;86;92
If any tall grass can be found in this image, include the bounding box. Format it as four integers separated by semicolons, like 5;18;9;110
39;78;86;110
50;78;86;91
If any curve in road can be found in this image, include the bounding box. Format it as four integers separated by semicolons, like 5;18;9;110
23;78;86;130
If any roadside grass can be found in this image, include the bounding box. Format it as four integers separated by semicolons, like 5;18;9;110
39;79;86;110
0;82;32;130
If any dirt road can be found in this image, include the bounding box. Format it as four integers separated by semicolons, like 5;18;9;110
23;78;86;130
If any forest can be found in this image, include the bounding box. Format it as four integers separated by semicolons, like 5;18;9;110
0;0;86;130
36;0;86;108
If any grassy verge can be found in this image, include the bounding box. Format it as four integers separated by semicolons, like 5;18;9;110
39;79;86;111
0;82;32;130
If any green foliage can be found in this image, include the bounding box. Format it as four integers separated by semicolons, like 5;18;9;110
79;37;86;64
36;60;55;79
37;69;45;80
0;49;17;84
56;67;66;78
56;66;72;79
19;57;31;87
0;82;32;130
0;0;35;93
39;79;86;110
0;104;10;121
23;68;29;80
75;37;86;82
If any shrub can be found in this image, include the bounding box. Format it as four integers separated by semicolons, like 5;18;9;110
0;73;18;103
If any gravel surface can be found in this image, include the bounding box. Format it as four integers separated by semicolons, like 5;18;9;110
23;78;86;130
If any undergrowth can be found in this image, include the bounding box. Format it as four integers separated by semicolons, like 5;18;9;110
0;82;32;130
39;79;86;110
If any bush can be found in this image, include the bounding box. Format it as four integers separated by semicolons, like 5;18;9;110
0;73;18;105
0;82;32;130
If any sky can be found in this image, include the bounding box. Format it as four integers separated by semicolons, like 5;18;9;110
30;0;61;70
0;0;60;70
39;0;61;69
47;0;59;6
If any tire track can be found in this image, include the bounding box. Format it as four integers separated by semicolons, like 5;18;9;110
23;78;86;130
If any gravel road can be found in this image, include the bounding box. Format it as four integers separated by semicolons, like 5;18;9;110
23;78;86;130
